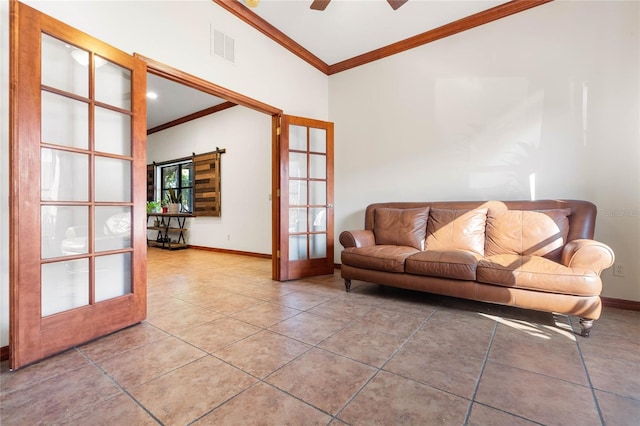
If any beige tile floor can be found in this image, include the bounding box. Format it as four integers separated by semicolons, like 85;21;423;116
2;248;639;425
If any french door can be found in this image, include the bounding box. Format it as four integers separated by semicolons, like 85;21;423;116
10;2;147;369
276;115;334;280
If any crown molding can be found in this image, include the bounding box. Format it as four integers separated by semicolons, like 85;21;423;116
212;0;330;74
213;0;553;76
329;0;553;74
147;101;237;135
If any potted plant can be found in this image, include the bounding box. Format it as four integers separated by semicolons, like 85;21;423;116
146;200;161;214
166;188;182;214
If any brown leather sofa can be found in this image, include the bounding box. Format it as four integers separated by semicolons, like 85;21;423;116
339;200;615;337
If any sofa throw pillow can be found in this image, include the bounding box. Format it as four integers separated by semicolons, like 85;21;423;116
425;208;488;255
485;208;571;260
374;207;430;250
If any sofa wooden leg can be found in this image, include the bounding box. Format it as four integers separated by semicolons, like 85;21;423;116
579;318;594;338
344;279;351;292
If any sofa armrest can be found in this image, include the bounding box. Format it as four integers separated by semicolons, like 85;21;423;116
561;239;615;274
339;230;376;248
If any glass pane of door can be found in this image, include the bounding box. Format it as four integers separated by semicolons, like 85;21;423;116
41;259;89;316
95;253;132;302
95;157;132;202
41;33;88;97
41;205;89;259
41;148;89;201
95;58;131;110
41;91;89;149
310;234;326;259
95;107;131;155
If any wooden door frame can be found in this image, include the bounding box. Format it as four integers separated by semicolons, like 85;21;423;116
136;56;284;280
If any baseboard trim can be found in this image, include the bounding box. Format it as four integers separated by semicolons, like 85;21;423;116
1;345;8;362
189;245;271;259
601;297;640;311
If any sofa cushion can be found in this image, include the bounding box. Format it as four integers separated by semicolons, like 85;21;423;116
341;245;419;273
477;254;601;296
485;208;571;261
374;207;430;250
405;250;481;281
425;208;488;255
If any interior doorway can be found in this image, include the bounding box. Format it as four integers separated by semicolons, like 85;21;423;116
140;56;336;282
144;70;274;260
138;55;282;279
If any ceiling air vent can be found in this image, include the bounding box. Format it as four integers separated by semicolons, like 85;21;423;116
211;27;235;63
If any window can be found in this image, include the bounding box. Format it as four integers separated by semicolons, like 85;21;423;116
148;149;223;217
159;160;193;213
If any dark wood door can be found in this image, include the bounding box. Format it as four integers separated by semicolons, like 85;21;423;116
10;2;147;369
276;115;334;280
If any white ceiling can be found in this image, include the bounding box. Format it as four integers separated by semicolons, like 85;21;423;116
247;0;506;65
147;0;512;130
146;73;227;130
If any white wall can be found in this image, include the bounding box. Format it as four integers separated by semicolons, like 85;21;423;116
0;0;328;347
330;1;640;301
147;106;272;254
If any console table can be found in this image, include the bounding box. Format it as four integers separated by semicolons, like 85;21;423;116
147;213;194;250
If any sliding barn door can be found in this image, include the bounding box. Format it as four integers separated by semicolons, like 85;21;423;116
276;115;334;280
10;2;147;369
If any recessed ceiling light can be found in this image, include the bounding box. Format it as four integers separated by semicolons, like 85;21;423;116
146;92;158;100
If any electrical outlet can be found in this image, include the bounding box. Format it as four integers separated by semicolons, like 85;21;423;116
613;263;625;277
227;234;231;241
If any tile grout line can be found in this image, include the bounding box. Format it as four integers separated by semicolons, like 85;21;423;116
161;294;345;422
458;320;549;426
572;321;606;426
244;297;444;422
74;347;165;425
331;306;440;423
462;318;498;424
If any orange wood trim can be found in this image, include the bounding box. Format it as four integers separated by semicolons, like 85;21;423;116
0;345;8;362
329;0;553;74
189;245;272;259
147;101;237;135
9;0;20;368
601;297;640;311
136;54;282;116
271;114;280;281
211;0;330;75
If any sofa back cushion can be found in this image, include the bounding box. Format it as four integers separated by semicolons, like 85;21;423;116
425;208;488;255
374;207;430;250
485;208;571;260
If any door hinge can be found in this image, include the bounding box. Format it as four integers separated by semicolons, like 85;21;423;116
277;189;280;197
276;250;281;258
276;127;281;136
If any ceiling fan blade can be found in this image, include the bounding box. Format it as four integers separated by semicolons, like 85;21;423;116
310;0;331;11
387;0;408;10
